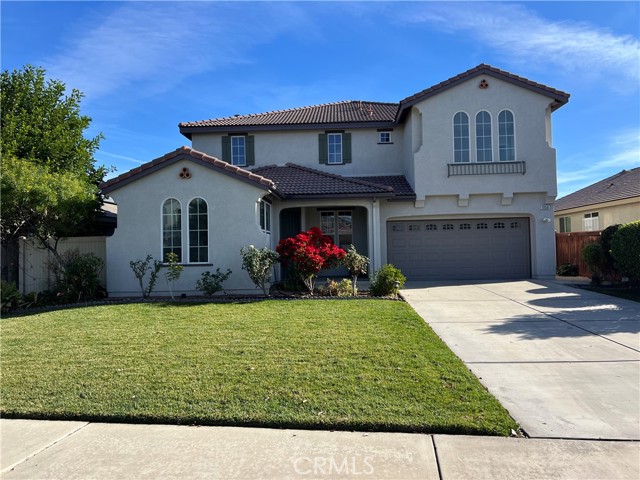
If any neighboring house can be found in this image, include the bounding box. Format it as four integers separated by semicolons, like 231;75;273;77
100;64;569;296
554;168;640;233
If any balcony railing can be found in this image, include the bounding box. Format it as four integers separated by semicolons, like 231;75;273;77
447;161;526;177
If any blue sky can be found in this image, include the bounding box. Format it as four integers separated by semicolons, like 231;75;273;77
2;1;639;198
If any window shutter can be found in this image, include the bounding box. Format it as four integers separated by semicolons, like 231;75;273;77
343;132;352;163
318;134;328;164
221;136;231;163
246;135;255;166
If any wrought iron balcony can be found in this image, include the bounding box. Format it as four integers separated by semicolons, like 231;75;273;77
447;161;526;177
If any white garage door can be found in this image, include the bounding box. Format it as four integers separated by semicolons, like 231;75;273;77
387;218;530;280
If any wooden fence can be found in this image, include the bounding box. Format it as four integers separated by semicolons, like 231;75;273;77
555;231;601;277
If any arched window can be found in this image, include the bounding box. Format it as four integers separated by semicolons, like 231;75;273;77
498;110;515;161
189;198;208;263
453;112;470;163
476;111;493;162
162;198;182;262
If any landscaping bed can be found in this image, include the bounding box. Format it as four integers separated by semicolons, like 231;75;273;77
1;300;517;436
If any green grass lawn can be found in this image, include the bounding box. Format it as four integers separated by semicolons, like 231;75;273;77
1;300;517;435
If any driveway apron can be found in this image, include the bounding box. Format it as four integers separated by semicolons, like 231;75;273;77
401;280;640;440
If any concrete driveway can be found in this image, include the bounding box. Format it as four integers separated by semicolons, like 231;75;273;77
401;280;640;440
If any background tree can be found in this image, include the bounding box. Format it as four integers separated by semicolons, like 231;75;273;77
1;65;106;263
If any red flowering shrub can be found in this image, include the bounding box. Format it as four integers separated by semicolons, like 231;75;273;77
276;227;346;293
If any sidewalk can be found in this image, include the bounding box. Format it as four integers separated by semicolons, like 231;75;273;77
2;419;639;479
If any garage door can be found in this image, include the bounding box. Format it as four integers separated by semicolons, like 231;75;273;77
387;218;530;280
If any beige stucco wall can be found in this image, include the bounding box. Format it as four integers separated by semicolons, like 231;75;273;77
554;198;640;232
106;160;272;297
404;75;558;202
191;128;405;176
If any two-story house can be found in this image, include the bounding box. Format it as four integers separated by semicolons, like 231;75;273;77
100;64;569;296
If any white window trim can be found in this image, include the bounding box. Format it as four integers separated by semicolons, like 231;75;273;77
187;197;210;264
475;110;493;163
231;135;247;167
259;198;272;234
161;197;182;263
583;212;600;231
327;133;343;165
498;109;516;162
453;111;470;163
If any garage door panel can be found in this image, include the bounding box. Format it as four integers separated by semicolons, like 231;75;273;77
387;218;530;280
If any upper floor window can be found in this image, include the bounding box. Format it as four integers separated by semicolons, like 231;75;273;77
476;111;493;162
318;132;352;165
453;112;470;163
188;198;208;263
162;198;182;262
231;136;246;166
379;131;391;144
328;133;342;164
498;110;515;161
221;135;255;166
259;199;271;233
583;212;599;231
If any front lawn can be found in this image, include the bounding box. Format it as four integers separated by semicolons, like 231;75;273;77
1;300;517;435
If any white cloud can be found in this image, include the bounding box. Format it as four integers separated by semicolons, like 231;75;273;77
43;2;310;102
403;3;640;87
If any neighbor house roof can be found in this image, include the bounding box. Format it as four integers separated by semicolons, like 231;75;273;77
251;164;413;199
555;167;640;212
180;64;569;137
100;146;275;194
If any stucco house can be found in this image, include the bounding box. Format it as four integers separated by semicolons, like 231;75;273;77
100;64;569;296
554;168;640;233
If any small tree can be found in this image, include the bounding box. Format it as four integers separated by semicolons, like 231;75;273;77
611;220;640;283
341;244;369;296
129;255;162;298
240;246;278;296
164;252;183;300
276;227;346;294
582;242;605;285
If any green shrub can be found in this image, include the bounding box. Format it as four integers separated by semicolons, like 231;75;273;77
556;263;578;276
50;250;104;303
582;242;605;285
341;245;369;296
611;220;640;282
1;280;22;313
129;255;162;298
370;264;406;297
600;224;621;278
240;246;278;296
196;268;232;296
337;279;353;297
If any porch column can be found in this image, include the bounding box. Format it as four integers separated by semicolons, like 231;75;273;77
371;198;382;272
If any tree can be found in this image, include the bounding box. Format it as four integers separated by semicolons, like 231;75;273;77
1;65;106;263
276;227;346;294
341;244;369;296
240;245;279;296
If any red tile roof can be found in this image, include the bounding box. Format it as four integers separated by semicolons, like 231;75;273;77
555;168;640;212
100;146;275;194
179;64;569;135
251;164;413;199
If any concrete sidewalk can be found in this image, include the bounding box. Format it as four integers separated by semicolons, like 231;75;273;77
2;419;639;479
402;280;640;441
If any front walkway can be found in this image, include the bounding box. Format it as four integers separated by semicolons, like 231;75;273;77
402;280;640;440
